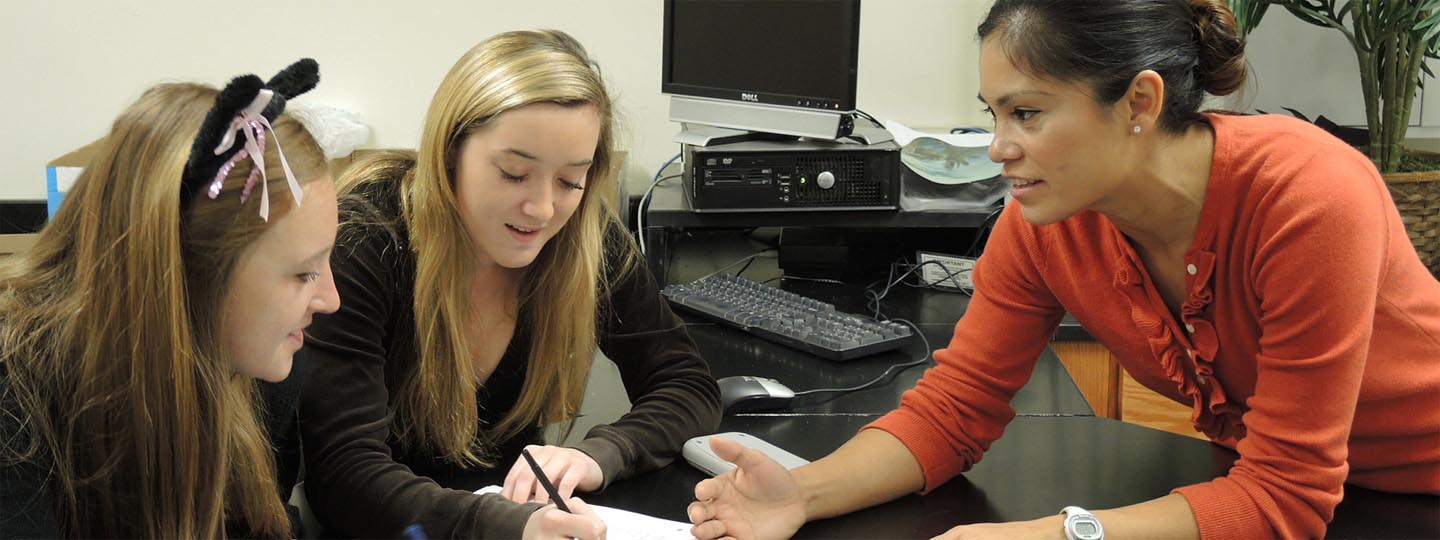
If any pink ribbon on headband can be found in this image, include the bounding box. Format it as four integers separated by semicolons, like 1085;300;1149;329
206;89;305;221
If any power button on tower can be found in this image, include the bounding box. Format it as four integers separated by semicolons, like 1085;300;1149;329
816;171;836;189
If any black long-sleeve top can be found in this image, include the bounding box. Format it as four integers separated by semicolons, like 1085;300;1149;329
0;359;308;539
0;363;60;540
297;175;721;539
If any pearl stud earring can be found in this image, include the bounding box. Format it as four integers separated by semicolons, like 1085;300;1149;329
1132;125;1142;135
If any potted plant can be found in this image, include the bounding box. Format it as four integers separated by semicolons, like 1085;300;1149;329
1270;0;1440;274
1228;0;1273;37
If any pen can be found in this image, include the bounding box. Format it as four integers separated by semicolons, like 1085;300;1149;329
521;448;572;513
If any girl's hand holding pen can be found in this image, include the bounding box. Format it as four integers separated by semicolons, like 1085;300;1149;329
503;445;604;504
522;497;607;540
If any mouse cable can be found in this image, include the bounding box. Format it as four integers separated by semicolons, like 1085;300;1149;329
791;318;932;397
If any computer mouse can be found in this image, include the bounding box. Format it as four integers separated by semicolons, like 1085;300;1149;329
717;375;795;415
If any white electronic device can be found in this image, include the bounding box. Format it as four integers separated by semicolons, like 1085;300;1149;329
683;432;810;477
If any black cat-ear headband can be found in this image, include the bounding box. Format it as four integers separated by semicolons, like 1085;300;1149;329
182;58;319;221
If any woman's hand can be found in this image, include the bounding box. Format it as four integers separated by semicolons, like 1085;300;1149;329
521;497;607;540
687;436;807;540
502;445;604;504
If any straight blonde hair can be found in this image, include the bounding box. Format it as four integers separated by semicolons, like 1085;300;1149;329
0;82;329;538
338;29;631;466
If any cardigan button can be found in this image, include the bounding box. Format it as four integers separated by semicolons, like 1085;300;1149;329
1186;263;1198;276
1185;323;1197;333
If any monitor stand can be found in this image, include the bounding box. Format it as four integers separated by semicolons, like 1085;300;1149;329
674;125;895;147
845;126;895;145
673;127;796;147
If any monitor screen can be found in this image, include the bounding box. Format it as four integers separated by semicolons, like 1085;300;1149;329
662;0;860;112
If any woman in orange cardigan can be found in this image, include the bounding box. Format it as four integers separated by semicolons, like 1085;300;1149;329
685;0;1440;538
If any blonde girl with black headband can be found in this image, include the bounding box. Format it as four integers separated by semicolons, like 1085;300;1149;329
0;60;340;539
298;30;720;539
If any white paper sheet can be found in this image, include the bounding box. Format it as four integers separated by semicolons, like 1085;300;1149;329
473;485;692;540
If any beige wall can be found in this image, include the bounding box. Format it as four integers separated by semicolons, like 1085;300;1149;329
1241;11;1439;131
5;1;1424;202
0;0;990;200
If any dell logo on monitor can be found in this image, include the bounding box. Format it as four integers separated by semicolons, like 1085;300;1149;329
740;92;759;102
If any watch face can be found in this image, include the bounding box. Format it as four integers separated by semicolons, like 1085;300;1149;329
1067;515;1104;540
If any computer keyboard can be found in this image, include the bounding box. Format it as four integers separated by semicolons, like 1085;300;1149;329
661;273;913;361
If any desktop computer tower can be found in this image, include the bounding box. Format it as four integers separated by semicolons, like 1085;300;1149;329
683;138;901;212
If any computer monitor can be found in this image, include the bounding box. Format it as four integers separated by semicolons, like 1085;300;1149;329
662;0;885;144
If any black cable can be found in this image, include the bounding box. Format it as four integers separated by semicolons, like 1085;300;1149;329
854;109;884;128
791;318;932;397
864;259;972;319
864;260;929;319
888;258;973;294
865;260;902;319
784;263;973;399
636;150;684;255
777;275;847;286
696;249;777;282
900;267;973;294
964;205;1006;257
735;254;758;277
637;173;682;255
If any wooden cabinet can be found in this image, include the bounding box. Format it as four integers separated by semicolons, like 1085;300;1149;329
1053;341;1206;440
1119;368;1205;440
1051;342;1119;418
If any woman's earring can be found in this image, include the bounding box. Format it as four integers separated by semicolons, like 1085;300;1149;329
1132;125;1142;135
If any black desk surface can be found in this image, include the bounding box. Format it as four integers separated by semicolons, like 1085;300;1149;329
682;280;1094;418
660;231;1095;417
446;415;1439;539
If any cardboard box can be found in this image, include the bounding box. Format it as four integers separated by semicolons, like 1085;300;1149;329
46;139;365;221
45;139;105;219
0;233;38;257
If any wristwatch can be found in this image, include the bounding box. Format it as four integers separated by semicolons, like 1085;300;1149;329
1060;506;1105;540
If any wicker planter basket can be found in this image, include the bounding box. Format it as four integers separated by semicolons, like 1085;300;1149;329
1383;169;1440;277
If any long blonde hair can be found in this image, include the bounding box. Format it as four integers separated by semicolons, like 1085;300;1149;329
0;82;329;538
339;29;630;466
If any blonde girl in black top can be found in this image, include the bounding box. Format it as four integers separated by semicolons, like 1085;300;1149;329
298;30;720;539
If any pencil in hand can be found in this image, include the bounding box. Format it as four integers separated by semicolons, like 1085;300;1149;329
521;448;572;513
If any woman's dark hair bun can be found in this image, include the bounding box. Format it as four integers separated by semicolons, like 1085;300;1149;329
1190;0;1247;96
978;0;1250;133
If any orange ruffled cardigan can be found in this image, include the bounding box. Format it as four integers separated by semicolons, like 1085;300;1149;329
867;113;1440;539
